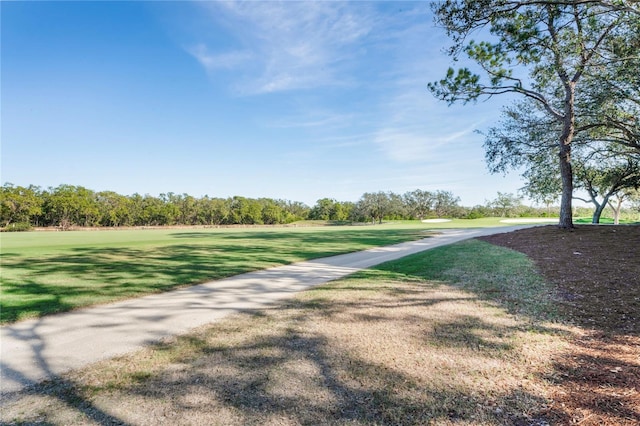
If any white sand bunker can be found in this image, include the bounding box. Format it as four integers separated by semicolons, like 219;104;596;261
500;218;559;224
421;219;452;223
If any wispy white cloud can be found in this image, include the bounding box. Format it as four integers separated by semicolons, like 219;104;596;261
189;1;378;94
187;44;253;70
265;110;358;129
365;17;504;166
179;1;518;202
371;59;489;164
374;124;478;163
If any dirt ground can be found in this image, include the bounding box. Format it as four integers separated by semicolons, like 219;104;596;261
479;225;640;425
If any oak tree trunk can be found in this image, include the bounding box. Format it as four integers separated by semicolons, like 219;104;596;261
592;201;607;224
559;144;574;228
609;197;623;225
558;83;576;229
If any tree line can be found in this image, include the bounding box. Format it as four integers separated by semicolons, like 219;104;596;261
0;184;308;229
1;184;565;230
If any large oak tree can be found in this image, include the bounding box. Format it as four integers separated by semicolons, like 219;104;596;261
428;0;640;228
484;98;640;223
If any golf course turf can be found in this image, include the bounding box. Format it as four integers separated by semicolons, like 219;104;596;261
1;224;436;323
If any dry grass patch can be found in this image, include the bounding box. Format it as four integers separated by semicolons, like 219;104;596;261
2;242;571;425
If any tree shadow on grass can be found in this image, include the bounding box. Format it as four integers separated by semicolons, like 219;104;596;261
4;233;637;424
428;315;516;353
9;233;628;424
120;287;560;425
1;244;307;323
1;228;430;323
0;280;77;323
365;239;640;425
170;228;427;243
0;318;131;425
1;282;553;425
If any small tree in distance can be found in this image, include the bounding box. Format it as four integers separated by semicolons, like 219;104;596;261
608;189;639;225
403;189;434;220
357;192;395;224
432;190;462;218
488;192;522;218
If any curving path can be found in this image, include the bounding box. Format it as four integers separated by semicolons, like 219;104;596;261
0;226;528;398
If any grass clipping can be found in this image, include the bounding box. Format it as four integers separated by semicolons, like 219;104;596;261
2;240;570;425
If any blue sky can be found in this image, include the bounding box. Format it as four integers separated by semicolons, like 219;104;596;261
2;1;526;207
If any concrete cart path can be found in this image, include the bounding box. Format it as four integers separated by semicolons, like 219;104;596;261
0;226;526;397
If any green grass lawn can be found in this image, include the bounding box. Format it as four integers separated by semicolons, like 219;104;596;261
573;217;640;224
0;219;540;323
1;223;426;323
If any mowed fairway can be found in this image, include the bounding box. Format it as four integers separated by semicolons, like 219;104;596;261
0;223;444;324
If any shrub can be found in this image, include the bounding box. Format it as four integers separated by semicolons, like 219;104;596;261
465;210;486;219
1;222;33;232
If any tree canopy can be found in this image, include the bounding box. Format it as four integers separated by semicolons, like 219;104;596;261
483;98;640;223
0;184;476;230
429;0;640;228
